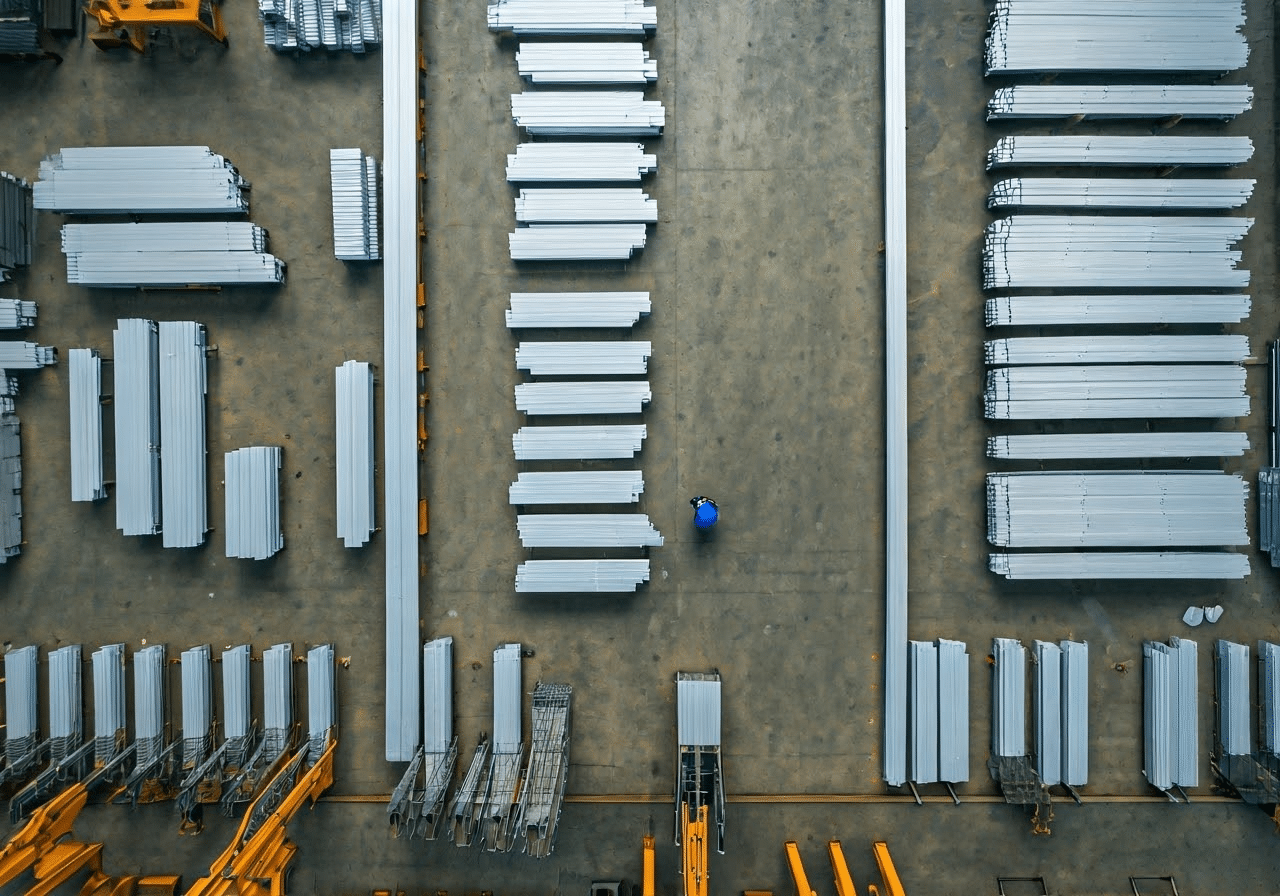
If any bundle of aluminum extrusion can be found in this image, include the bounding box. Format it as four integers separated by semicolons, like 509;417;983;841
517;42;656;83
483;643;525;852
1060;640;1088;787
987;471;1249;547
113;320;160;536
992;638;1026;758
221;645;251;765
515;380;651;414
1261;642;1280;755
988;178;1254;211
987;136;1254;169
0;172;33;279
0;372;13;413
224;446;284;560
507;292;651;328
989;551;1249;579
336;361;375;548
509;470;644;504
34;146;250;215
908;640;939;784
516;513;663;547
516;341;651;375
515;558;650;593
987;84;1253;121
259;0;381;52
263;643;293;761
133;644;167;770
515;189;657;224
1216;640;1250;757
488;0;656;34
0;11;39;55
510;224;648;260
4;646;38;772
1261;467;1280;566
159;322;208;548
507;144;657;183
985;335;1250;365
512;424;647;459
1144;637;1198;791
512;92;665;136
92;644;126;764
938;639;969;783
330;150;380;261
520;682;572;857
984;365;1249;420
62;222;285;287
181;645;213;767
1034;641;1062;785
61;222;268;253
985;294;1250;326
48;645;82;763
419;637;456;836
988;432;1249;460
0;299;35;329
0;341;55;368
985;0;1249;75
0;413;19;562
307;644;335;757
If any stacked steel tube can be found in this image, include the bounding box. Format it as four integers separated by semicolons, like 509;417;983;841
516;42;656;84
330;149;380;261
506;146;656;183
61;221;284;288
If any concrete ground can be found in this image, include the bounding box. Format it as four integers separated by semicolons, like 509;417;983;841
1;0;1279;892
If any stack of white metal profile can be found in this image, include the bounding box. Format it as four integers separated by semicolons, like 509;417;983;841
515;558;650;593
987;84;1254;120
181;645;213;768
984;364;1249;420
417;636;457;839
68;349;106;502
986;335;1250;365
1060;640;1088;787
988;178;1255;210
61;222;284;288
48;645;82;763
0;374;12;416
515;381;650;414
990;551;1249;579
515;189;657;224
908;640;939;784
510;224;648;260
159;322;208;548
987;136;1254;169
263;643;293;761
517;42;656;83
985;294;1251;326
507;145;657;183
307;644;335;758
260;0;381;52
934;640;969;784
516;513;663;547
512;92;665;136
92;643;127;765
0;341;55;368
336;360;375;548
516;341;651;375
0;412;20;562
488;0;656;34
224;446;284;560
985;0;1249;75
0;299;36;328
34;146;250;215
221;645;251;767
1033;641;1062;785
513;424;646;459
4;645;38;771
483;643;525;852
0;172;33;280
114;320;161;536
133;644;167;771
330;150;380;261
507;292;651;328
520;682;572;857
988;432;1249;460
1144;637;1198;791
992;638;1026;758
1261;642;1280;755
62;221;268;253
1216;640;1251;757
0;10;39;55
509;470;644;504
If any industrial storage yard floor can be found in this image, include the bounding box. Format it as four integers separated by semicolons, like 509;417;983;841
3;0;1280;892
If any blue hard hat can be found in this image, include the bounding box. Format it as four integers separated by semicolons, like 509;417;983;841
694;502;719;529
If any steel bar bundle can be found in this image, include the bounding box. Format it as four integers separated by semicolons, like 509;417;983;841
988;84;1254;121
515;188;657;224
513;424;646;459
113;319;161;536
92;644;126;765
1144;637;1198;791
516;340;651;375
507;143;657;183
330;150;380;261
516;513;663;547
35;147;250;215
512;92;665;136
181;645;213;768
937;640;969;784
307;644;335;757
520;683;571;857
509;470;644;504
908;641;939;784
224;446;284;560
0;173;33;279
221;645;251;766
336;360;375;548
263;643;293;761
985;294;1250;326
4;645;38;770
986;335;1250;365
1261;642;1280;755
0;299;35;329
985;0;1249;75
0;341;55;368
259;0;381;51
988;178;1254;211
507;292;651;327
68;349;106;502
988;432;1250;460
992;638;1026;758
487;0;656;34
0;412;19;562
159;322;208;548
987;136;1254;169
483;644;524;852
1060;640;1088;787
48;645;82;764
517;42;656;83
990;551;1249;579
1033;641;1062;786
515;558;650;593
515;380;650;415
509;224;648;260
1216;640;1250;757
984;364;1249;420
133;644;167;771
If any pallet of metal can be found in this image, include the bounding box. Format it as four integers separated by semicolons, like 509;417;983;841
517;42;655;83
513;424;646;459
224;446;284;560
330;150;380;261
336;360;375;548
986;136;1254;169
3;645;39;783
0;412;19;563
481;643;525;852
68;349;106;502
1144;637;1198;795
515;558;650;593
988;432;1249;460
507;292;650;328
92;644;127;766
988;178;1254;211
519;682;571;857
307;644;335;759
260;0;381;51
0;299;35;329
990;551;1249;580
985;294;1251;327
0;341;55;368
506;145;657;183
509;224;648;261
515;380;651;415
488;0;656;34
113;319;161;536
221;645;252;773
512;92;665;136
35;146;251;215
389;637;457;840
515;188;658;224
676;671;726;854
516;513;663;547
509;470;644;505
987;84;1254;121
47;644;82;764
516;340;651;375
159;322;208;548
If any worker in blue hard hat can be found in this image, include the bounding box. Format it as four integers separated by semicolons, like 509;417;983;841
689;496;718;529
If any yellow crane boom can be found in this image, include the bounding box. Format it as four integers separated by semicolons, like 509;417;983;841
826;841;857;896
783;841;817;896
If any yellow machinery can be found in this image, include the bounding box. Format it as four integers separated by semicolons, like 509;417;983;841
83;0;227;53
782;840;906;896
680;805;710;896
641;835;655;896
674;673;725;896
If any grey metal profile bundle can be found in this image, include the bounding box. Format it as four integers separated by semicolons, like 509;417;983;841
988;432;1250;460
985;294;1251;327
417;637;457;839
512;92;665;136
259;0;381;52
92;644;127;765
1261;642;1280;755
507;144;657;184
221;645;251;769
937;640;969;784
224;446;284;560
675;671;726;854
48;645;82;764
4;646;38;773
113;320;161;536
515;380;650;415
307;644;336;758
263;643;293;762
515;558;650;593
0;173;33;279
181;645;213;770
0;412;19;562
506;292;651;327
509;470;644;504
988;178;1255;211
0;341;56;368
516;340;651;375
516;42;656;83
515;189;657;224
986;335;1250;365
1060;641;1088;787
330;150;380;261
986;136;1254;169
483;643;525;852
1144;637;1198;792
0;8;39;55
133;644;167;772
487;0;656;34
987;84;1254;121
516;513;663;547
908;641;939;784
60;222;283;288
992;639;1026;759
34;146;250;215
510;224;648;260
159;322;209;548
1216;640;1250;757
513;424;646;459
335;360;375;548
984;0;1249;75
990;551;1249;580
0;299;36;329
1033;641;1062;786
984;365;1249;421
68;349;106;501
520;683;572;857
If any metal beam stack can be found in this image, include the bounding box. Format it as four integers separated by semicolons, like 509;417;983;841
1262;642;1280;756
224;446;284;560
1060;640;1088;787
181;645;214;771
992;639;1026;760
1258;342;1280;565
515;189;657;224
1143;637;1198;793
987;136;1253;168
515;381;651;415
307;644;336;758
1216;640;1250;757
48;645;82;764
482;643;525;852
335;360;375;548
263;643;293;762
988;84;1253;121
91;643;127;765
509;470;644;504
4;646;38;776
516;341;651;374
506;291;651;327
159;322;208;548
68;349;106;501
221;645;252;771
0;299;36;329
512;424;647;460
330;150;380;261
520;682;572;857
511;92;665;138
985;294;1251;327
1033;641;1062;786
259;0;382;51
908;641;939;785
988;178;1254;211
488;0;656;34
516;514;663;547
35;147;251;215
60;221;284;288
0;2;40;57
0;412;19;562
0;172;33;280
517;42;656;84
133;644;167;773
515;559;652;592
0;341;55;368
507;145;656;184
113;319;161;536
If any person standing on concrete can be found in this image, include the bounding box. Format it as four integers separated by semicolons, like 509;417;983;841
689;495;719;529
